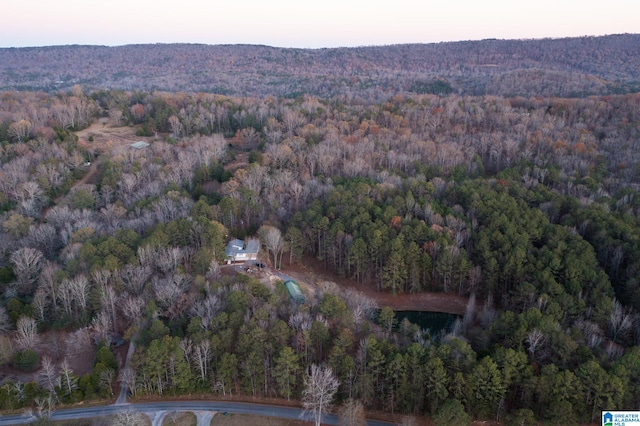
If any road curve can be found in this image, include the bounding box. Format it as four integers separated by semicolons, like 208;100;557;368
0;401;395;426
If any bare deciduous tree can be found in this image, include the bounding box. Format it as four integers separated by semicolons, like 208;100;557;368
191;294;223;331
59;275;89;318
206;259;221;281
239;127;260;150
74;275;90;312
8;119;33;142
101;285;119;327
191;340;212;383
15;316;39;350
26;223;59;258
39;356;59;393
121;295;145;323
168;115;182;138
18;181;48;217
264;117;283;144
38;264;60;314
152;273;192;312
10;247;44;294
119;264;151;296
92;310;112;346
58;279;75;318
338;398;365;426
118;366;137;398
157;247;186;274
44;205;74;229
99;368;116;396
33;394;55;421
302;364;340;426
31;289;49;323
111;408;147;426
343;290;378;321
100;204;127;232
282;109;305;136
609;298;633;343
58;359;78;396
526;329;546;359
258;225;285;269
136;246;155;270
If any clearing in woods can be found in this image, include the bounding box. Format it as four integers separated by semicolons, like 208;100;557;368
73;121;468;316
74;121;469;316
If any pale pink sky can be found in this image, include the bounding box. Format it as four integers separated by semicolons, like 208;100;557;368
2;0;638;48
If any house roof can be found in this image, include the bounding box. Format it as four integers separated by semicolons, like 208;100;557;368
226;239;244;257
226;238;260;258
130;141;150;149
229;239;244;249
246;239;261;253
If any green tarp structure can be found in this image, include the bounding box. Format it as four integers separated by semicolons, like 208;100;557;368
284;280;305;304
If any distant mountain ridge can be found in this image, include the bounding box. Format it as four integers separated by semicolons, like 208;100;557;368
1;34;639;99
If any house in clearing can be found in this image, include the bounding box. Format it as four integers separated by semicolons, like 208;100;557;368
284;280;305;304
225;238;260;264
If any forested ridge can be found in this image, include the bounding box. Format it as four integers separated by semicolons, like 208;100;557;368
1;34;639;99
0;78;640;423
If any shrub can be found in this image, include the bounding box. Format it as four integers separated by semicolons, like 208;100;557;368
432;399;471;426
13;349;40;372
506;409;537;426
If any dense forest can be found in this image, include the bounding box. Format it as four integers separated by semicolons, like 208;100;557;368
0;38;640;424
1;34;640;99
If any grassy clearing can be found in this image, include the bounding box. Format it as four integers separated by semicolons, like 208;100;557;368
162;411;197;425
207;414;309;425
51;413;151;425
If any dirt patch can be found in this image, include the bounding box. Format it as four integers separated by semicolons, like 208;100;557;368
261;256;468;316
76;120;155;154
74;162;100;186
112;340;131;371
162;411;197;426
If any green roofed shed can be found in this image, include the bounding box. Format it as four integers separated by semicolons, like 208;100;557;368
285;280;305;304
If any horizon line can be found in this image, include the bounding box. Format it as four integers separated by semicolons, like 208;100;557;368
1;33;636;51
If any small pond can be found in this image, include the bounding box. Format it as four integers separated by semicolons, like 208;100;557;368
392;310;460;337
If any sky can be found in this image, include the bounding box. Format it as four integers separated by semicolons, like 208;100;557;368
1;0;638;48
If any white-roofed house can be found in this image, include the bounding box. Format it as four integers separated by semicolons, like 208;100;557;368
225;238;260;264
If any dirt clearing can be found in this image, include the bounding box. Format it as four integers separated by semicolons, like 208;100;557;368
76;120;154;153
257;255;468;316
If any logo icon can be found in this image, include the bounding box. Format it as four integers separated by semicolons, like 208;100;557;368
603;412;613;426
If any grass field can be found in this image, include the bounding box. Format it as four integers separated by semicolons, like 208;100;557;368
204;414;308;425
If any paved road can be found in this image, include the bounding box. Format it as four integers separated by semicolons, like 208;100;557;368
0;401;395;425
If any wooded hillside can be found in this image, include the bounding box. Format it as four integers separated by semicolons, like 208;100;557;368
1;34;639;99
